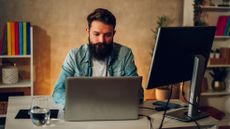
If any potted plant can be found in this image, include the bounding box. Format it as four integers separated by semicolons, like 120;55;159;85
152;15;169;40
194;0;207;26
209;68;228;91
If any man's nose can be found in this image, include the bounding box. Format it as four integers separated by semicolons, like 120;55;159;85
99;35;105;43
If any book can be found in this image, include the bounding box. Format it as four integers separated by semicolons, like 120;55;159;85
200;106;225;120
15;22;19;55
19;22;23;55
220;47;229;64
1;24;7;55
7;22;12;55
11;22;15;55
227;48;230;64
26;22;30;55
0;24;6;54
224;16;230;35
2;21;31;55
30;27;33;55
23;22;27;55
215;16;229;36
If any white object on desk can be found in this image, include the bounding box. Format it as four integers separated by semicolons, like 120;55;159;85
5;96;219;129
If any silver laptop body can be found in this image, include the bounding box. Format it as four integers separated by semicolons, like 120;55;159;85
64;76;142;121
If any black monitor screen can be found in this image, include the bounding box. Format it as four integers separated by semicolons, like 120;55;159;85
146;26;216;89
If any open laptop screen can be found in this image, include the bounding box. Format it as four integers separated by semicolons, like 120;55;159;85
64;76;142;121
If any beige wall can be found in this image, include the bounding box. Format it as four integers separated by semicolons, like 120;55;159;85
0;0;183;99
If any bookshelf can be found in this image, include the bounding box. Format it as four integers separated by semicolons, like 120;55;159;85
201;90;230;96
0;55;31;58
207;64;230;68
0;24;33;124
200;5;230;10
0;27;33;95
215;35;230;39
183;0;230;126
0;80;31;88
0;115;5;118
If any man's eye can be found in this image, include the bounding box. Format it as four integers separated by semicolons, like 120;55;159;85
94;33;100;36
105;33;112;37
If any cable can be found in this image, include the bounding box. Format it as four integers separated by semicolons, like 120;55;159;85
158;84;173;129
139;114;153;129
185;114;201;129
181;82;201;129
139;85;173;129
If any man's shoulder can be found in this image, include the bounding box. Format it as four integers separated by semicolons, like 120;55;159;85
113;42;132;53
67;44;89;63
113;43;133;58
68;44;88;56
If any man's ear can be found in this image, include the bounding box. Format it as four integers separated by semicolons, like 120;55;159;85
86;27;90;33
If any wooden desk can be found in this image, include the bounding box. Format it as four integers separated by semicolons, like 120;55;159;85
5;96;219;129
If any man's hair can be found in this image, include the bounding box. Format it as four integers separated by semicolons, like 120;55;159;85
87;8;116;29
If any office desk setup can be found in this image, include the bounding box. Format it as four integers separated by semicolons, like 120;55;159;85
5;96;219;129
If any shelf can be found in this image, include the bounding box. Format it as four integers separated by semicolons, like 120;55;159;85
0;80;31;88
0;114;6;117
207;64;230;68
215;36;230;39
0;55;31;58
201;90;230;96
201;5;230;10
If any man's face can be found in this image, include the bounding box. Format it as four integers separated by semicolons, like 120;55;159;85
88;20;115;44
87;20;116;60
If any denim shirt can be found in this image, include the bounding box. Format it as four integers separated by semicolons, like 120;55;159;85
52;43;144;105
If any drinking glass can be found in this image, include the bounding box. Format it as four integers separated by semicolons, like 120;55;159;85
30;97;50;127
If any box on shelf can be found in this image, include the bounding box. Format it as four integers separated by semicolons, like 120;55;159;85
0;102;7;115
210;47;230;65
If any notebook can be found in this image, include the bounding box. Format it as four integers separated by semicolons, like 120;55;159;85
64;76;142;121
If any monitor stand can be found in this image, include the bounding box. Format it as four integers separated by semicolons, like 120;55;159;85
166;55;209;122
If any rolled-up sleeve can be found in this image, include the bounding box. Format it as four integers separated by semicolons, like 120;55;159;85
52;49;77;105
124;49;144;103
124;50;138;76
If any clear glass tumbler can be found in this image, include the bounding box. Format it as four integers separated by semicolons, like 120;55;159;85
30;97;50;127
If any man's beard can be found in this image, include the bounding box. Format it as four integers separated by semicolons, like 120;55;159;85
88;38;113;60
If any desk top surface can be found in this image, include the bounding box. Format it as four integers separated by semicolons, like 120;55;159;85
5;96;219;129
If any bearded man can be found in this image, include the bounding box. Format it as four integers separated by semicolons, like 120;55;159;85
52;8;143;105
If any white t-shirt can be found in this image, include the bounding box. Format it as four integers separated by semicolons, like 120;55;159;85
92;58;109;77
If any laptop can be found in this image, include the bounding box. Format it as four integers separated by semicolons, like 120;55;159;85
64;76;142;121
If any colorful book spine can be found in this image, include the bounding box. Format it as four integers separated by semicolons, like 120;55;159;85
11;22;15;55
1;21;31;56
0;24;6;54
30;27;33;56
23;22;27;55
2;25;7;55
215;16;229;36
26;22;31;55
15;22;19;55
19;22;23;55
7;22;12;55
224;16;230;35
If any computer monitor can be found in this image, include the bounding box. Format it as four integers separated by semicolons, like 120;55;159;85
146;26;216;122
